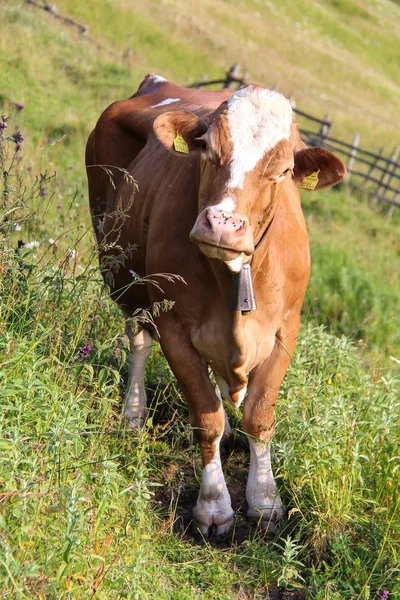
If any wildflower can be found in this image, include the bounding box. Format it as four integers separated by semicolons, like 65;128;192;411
327;378;332;385
376;591;390;599
48;238;55;244
15;224;21;231
129;269;140;281
13;102;24;111
0;115;8;131
25;240;40;249
39;187;47;197
11;130;23;144
78;345;92;360
389;355;400;365
336;372;342;378
67;248;78;259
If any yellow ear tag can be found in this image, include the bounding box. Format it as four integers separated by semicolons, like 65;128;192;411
173;132;189;154
300;169;320;190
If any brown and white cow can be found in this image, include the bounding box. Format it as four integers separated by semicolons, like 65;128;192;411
86;74;345;535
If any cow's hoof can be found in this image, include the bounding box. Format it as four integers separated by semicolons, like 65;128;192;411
247;505;283;534
193;509;234;538
125;415;146;429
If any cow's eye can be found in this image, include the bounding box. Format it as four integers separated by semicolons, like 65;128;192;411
196;138;209;152
274;168;292;182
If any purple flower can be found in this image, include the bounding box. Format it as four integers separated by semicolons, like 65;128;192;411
11;130;23;144
13;102;24;111
376;591;390;599
39;187;47;197
78;345;92;360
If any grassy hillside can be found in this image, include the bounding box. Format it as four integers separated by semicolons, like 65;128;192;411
1;1;400;598
28;0;400;150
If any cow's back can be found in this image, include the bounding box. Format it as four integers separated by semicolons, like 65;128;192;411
86;77;232;223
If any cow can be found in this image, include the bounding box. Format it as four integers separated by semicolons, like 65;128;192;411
85;74;346;536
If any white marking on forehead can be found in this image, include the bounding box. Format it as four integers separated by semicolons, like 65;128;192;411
227;86;292;189
151;74;166;84
152;98;180;108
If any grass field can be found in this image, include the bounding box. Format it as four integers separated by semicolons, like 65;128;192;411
1;1;400;598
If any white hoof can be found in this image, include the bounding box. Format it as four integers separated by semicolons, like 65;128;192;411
193;503;234;537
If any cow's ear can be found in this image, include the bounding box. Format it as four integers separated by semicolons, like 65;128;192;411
293;147;346;190
153;111;208;156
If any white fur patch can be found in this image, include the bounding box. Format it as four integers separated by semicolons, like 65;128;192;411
212;197;236;213
151;74;166;84
225;254;245;274
123;329;153;425
246;439;282;517
152;98;180;108
227;87;292;189
193;436;233;534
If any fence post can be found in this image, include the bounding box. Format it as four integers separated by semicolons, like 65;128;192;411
372;146;399;205
345;133;360;182
319;114;331;145
224;64;240;89
198;74;208;89
387;185;400;217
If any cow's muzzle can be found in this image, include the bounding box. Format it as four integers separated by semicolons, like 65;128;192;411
189;207;255;262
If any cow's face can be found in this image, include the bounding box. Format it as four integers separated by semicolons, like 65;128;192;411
154;86;346;272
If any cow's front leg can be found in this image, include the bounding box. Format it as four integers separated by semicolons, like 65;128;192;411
123;327;153;427
244;331;296;530
192;421;234;536
159;322;234;536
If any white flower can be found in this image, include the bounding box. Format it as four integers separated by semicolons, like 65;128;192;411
25;240;40;249
15;224;21;231
75;203;79;207
129;270;140;281
48;238;55;244
67;248;78;259
389;355;400;365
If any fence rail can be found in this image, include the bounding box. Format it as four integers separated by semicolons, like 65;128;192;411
190;65;400;212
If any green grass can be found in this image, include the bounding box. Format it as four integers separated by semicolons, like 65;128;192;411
301;186;400;362
1;214;399;596
1;1;400;597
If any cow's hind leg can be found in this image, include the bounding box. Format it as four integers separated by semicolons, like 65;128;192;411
243;325;298;531
123;327;153;428
160;322;234;536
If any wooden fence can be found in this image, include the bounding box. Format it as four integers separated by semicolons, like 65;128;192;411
190;65;400;213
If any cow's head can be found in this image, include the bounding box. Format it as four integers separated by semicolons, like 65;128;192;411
154;86;346;272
